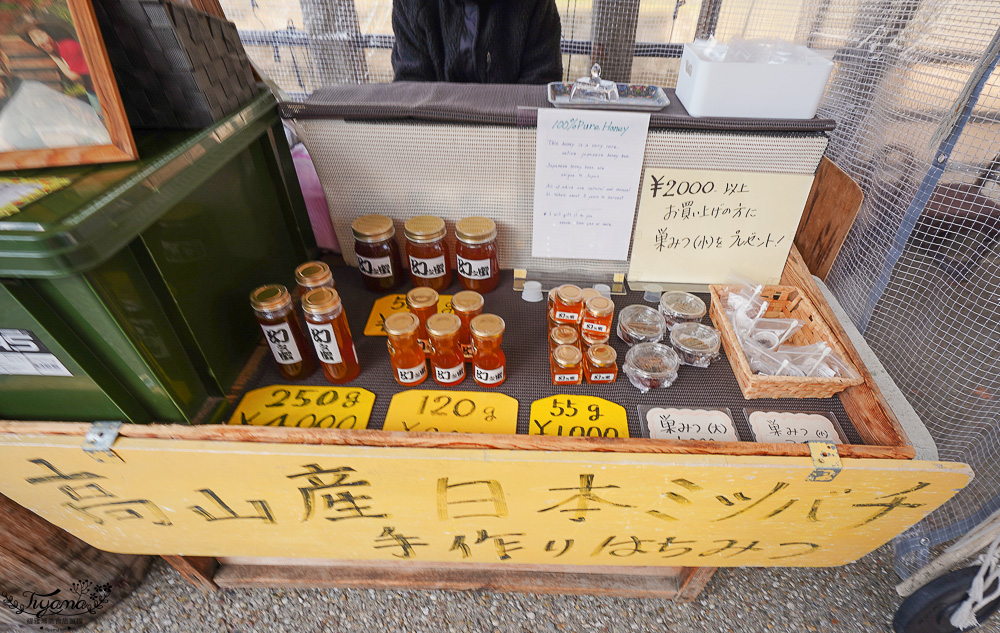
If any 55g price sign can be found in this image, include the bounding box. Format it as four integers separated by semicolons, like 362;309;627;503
383;390;518;434
529;395;629;438
228;386;376;429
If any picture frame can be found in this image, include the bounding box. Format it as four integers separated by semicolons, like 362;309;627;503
0;0;137;171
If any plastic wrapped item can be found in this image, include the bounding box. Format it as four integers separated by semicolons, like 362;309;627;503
750;317;805;349
658;291;707;330
623;343;680;393
616;305;667;346
670;322;721;368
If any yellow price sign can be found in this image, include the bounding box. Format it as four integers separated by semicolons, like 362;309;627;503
364;294;453;336
383;389;518;434
529;395;629;438
227;385;375;429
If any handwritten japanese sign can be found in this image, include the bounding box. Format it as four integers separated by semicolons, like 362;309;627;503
0;434;970;567
363;294;453;337
747;411;845;444
529;396;629;438
643;407;738;441
628;168;815;286
383;390;518;434
227;386;375;429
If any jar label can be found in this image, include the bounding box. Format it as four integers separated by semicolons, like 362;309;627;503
582;320;609;333
306;322;343;365
397;363;427;384
474;365;504;384
457;255;492;280
357;254;393;278
434;363;466;383
261;323;302;365
409;255;447;278
589;372;616;382
555;310;580;322
554;372;581;383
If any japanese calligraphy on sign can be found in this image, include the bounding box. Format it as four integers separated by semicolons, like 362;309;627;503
628;168;815;287
0;434;971;567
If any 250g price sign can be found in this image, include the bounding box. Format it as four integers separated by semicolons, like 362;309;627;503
383;390;518;434
227;386;376;429
529;395;629;438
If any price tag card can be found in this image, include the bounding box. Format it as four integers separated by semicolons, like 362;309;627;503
641;406;738;441
228;385;375;429
529;395;629;438
746;410;844;444
383;390;518;434
364;294;453;336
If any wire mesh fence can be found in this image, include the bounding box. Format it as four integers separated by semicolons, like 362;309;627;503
218;0;1000;577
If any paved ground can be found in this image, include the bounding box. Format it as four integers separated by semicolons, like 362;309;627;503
71;543;955;633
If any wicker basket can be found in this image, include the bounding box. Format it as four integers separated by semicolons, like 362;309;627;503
709;284;865;399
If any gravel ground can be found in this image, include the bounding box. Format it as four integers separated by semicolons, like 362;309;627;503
69;543;988;633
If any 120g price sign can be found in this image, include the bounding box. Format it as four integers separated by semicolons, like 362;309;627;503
529;395;629;438
383;389;518;434
227;385;376;429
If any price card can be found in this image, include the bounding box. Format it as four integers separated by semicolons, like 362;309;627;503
746;410;844;444
383;390;518;434
228;385;375;429
529;395;629;438
641;406;738;441
364;294;454;336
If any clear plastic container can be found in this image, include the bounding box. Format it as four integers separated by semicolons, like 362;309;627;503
622;342;680;393
670;322;721;368
658;291;707;330
616;305;666;346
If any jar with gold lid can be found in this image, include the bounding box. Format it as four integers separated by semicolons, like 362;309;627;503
451;290;484;359
384;312;427;386
551;344;583;385
302;287;360;384
294;261;335;297
581;296;614;345
250;284;315;380
406;286;439;349
455;216;499;293
585;343;618;384
404;215;451;291
470;314;505;387
352;214;403;292
426;313;466;386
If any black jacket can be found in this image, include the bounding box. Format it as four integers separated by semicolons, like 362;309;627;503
391;0;563;84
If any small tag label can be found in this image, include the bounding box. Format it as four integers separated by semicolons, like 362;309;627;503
581;321;609;333
457;255;492;280
460;343;475;359
643;407;737;441
554;373;580;383
409;255;447;279
555;310;579;322
261;323;303;364
306;323;343;365
474;365;504;385
357;254;393;278
588;372;616;382
396;363;427;384
434;364;465;383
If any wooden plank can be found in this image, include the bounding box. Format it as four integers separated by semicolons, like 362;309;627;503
161;555;219;591
213;560;686;599
794;157;864;280
674;566;717;603
782;247;912;453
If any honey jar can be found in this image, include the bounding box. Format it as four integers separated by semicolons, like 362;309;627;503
404;215;451;291
384;312;427;386
581;296;614;346
406;286;439;346
426;313;466;386
551;344;583;385
250;284;315;381
302;287;360;384
585;344;618;384
451;290;484;359
455;216;500;293
470;314;506;387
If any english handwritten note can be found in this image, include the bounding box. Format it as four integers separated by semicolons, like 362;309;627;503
532;109;650;260
628;168;815;286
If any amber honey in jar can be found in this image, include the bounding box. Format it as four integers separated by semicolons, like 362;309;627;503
451;290;484;359
404;215;451;291
426;313;466;386
352;214;403;292
384;312;428;386
294;261;335;298
551;344;583;385
581;296;615;345
406;286;439;349
553;285;585;325
470;314;505;387
455;216;499;293
549;324;580;352
585;343;618;384
250;284;316;380
301;287;360;384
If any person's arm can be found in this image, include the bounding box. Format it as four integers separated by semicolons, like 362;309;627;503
517;0;563;84
391;0;436;81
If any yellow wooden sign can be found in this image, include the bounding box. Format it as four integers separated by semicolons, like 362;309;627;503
364;294;453;336
383;389;518;434
529;395;629;438
227;385;375;429
0;433;971;567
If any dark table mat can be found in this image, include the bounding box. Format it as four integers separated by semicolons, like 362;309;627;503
243;269;859;443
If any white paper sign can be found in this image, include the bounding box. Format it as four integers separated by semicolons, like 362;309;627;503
532;109;650;260
644;407;738;441
747;411;844;444
628;168;815;285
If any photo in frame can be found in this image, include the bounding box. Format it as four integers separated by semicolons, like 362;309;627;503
0;0;136;170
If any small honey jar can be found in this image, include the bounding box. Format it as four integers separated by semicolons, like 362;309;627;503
406;286;439;346
426;313;466;386
384;312;427;386
301;287;360;384
294;261;335;297
451;290;484;359
549;324;580;352
551;344;584;385
552;285;585;324
585;343;618;384
470;314;506;387
581;296;614;346
250;284;315;381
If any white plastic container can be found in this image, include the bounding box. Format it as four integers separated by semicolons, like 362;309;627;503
675;42;834;119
